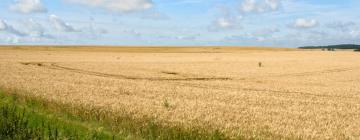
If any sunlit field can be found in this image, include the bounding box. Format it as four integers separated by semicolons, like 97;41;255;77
0;46;359;139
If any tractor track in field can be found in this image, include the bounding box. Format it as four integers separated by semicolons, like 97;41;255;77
19;62;232;81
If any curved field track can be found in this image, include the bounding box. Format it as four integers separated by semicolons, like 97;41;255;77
20;62;232;81
1;47;360;139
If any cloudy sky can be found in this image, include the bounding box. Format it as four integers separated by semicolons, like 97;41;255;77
0;0;359;47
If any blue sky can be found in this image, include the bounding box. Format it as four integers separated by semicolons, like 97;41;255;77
0;0;359;47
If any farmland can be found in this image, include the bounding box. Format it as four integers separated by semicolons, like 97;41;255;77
0;46;360;139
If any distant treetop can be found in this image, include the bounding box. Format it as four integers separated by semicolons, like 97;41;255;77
299;44;360;50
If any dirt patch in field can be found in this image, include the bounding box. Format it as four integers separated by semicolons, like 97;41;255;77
161;71;179;75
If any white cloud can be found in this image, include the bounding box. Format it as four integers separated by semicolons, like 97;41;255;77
241;0;281;13
265;0;280;10
209;17;238;31
215;17;235;29
350;29;360;38
26;19;53;38
241;0;256;12
49;15;77;32
65;0;153;13
27;19;44;36
0;18;55;44
10;0;47;14
209;8;242;31
0;19;26;36
293;18;318;28
0;20;7;30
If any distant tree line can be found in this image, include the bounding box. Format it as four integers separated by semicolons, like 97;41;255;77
299;44;360;51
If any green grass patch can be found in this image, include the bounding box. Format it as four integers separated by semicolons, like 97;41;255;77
0;91;123;140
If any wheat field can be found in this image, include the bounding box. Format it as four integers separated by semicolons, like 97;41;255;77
0;46;359;139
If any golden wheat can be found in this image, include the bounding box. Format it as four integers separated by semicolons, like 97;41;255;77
0;46;359;139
